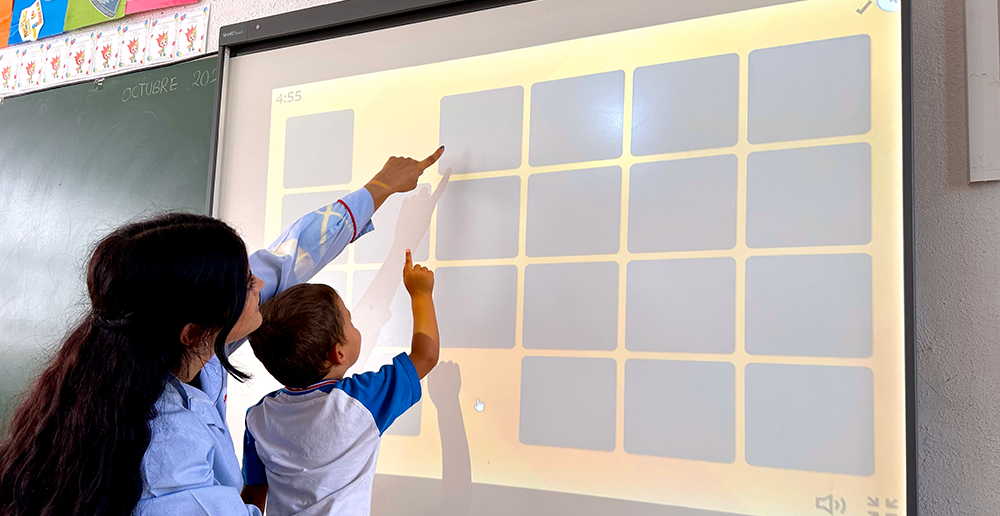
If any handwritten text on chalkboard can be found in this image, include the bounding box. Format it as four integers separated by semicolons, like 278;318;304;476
120;67;216;103
192;69;218;88
121;76;179;103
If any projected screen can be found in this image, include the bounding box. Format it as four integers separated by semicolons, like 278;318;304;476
217;1;907;515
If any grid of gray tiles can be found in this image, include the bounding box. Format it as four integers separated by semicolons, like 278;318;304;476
434;265;518;349
746;143;872;248
629;155;738;253
746;254;873;358
625;359;735;463
284;109;354;188
529;71;625;166
522;262;618;351
745;364;874;475
439;86;524;175
519;356;617;451
282;35;879;471
626;258;736;354
526;166;621;257
632;53;739;155
436;176;521;261
748;35;871;143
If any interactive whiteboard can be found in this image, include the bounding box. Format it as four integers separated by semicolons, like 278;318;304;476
215;1;911;514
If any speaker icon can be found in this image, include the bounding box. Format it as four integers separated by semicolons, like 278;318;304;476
816;494;847;515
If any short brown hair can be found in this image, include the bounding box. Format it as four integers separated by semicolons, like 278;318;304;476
248;283;345;388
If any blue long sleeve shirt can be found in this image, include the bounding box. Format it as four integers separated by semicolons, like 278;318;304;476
136;189;375;515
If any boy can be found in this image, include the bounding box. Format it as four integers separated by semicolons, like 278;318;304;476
240;249;439;515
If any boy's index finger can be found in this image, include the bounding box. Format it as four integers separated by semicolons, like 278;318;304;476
405;249;413;270
418;146;445;170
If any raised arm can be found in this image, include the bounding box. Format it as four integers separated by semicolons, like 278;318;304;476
230;147;445;355
249;146;445;305
249;188;374;306
402;249;439;379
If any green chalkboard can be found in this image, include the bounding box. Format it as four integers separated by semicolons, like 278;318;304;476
0;55;218;425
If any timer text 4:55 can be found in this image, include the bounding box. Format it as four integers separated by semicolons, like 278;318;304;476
276;90;302;103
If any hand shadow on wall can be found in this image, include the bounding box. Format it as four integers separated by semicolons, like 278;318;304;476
372;360;472;516
352;167;452;375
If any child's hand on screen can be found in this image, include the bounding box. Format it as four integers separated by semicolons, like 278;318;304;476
403;249;434;298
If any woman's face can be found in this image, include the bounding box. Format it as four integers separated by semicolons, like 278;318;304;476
226;274;264;344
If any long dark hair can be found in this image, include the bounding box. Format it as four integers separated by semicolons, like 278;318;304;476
0;213;251;516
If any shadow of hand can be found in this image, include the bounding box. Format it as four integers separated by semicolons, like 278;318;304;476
391;167;452;252
428;360;461;407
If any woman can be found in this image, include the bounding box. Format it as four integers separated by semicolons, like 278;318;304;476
0;148;443;516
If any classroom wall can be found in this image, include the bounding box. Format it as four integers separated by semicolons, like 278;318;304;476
54;0;993;513
911;1;1000;514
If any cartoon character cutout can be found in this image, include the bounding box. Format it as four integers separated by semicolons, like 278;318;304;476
184;26;197;52
126;38;140;63
74;50;87;74
49;55;60;79
100;44;113;68
25;61;36;84
155;32;169;57
2;66;11;88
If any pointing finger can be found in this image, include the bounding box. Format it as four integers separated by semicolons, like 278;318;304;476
405;249;413;270
418;146;445;170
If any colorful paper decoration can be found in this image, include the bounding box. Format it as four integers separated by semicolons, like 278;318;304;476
41;38;70;85
125;0;197;16
0;3;207;96
9;0;68;45
15;43;45;90
66;33;93;79
0;2;12;48
117;21;146;70
91;29;119;74
144;14;176;64
64;0;127;32
174;6;207;58
0;48;19;93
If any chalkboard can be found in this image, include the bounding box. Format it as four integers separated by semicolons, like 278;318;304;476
0;55;217;425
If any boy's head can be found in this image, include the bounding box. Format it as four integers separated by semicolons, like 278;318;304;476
249;283;361;388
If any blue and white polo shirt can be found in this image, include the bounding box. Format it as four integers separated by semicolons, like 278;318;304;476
242;353;421;516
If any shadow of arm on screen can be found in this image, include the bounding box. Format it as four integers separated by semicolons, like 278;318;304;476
353;169;452;370
428;360;472;515
369;359;471;516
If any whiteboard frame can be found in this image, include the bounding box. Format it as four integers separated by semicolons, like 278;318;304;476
208;1;917;513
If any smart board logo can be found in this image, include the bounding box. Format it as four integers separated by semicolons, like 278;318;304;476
222;29;244;38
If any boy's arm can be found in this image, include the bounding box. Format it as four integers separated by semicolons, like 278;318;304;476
403;250;439;379
241;484;268;514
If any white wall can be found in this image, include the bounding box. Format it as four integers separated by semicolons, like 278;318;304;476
912;1;1000;514
59;0;993;513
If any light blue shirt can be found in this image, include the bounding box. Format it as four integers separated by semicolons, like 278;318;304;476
136;189;375;516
